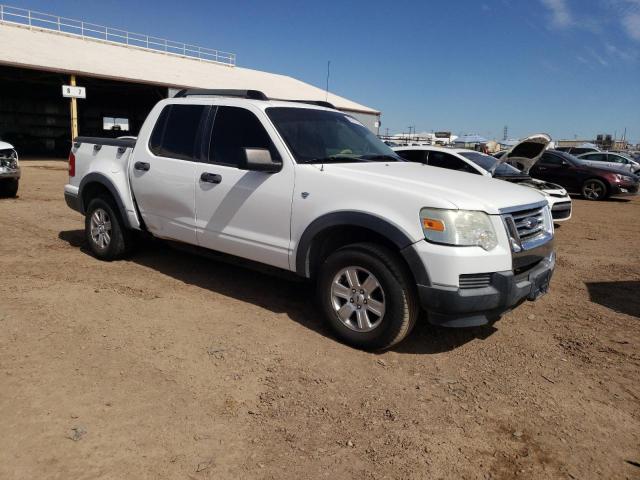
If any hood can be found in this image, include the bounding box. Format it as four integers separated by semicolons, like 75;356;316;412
322;162;547;214
0;141;15;151
500;133;551;174
512;178;567;194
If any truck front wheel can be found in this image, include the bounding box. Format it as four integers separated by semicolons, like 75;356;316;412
85;196;132;260
318;243;418;350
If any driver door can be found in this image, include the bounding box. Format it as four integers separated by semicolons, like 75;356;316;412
531;153;576;190
194;105;294;270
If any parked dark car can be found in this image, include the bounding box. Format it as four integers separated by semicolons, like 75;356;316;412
529;150;639;200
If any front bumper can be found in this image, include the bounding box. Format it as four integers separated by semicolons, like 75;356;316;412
417;250;555;327
550;200;572;221
610;181;639;196
0;168;20;180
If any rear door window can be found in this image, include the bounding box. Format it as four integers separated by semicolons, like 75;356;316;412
149;104;207;160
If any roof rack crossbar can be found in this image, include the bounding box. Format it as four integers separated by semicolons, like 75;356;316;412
174;89;268;100
286;100;336;109
172;89;338;109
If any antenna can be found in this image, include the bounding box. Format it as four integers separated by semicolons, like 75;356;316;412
325;60;331;101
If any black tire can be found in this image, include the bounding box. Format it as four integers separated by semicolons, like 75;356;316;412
317;242;418;350
0;179;18;198
581;178;608;201
84;196;133;260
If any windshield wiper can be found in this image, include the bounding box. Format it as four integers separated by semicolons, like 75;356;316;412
299;155;370;164
359;154;402;162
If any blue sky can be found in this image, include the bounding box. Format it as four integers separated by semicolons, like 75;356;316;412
12;0;640;143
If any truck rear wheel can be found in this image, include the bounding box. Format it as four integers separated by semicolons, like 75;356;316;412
85;196;132;260
318;243;418;350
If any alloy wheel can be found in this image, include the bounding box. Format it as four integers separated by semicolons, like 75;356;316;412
90;208;112;249
583;181;604;200
330;266;386;332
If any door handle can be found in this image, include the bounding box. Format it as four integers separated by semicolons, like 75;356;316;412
134;161;150;171
200;172;222;184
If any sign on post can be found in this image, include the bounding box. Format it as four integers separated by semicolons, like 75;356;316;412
62;85;86;99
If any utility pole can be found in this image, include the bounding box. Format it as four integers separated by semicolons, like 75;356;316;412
69;74;78;141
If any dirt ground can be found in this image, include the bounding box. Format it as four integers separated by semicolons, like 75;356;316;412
0;160;639;480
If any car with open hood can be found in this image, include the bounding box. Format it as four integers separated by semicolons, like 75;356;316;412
393;135;572;221
0;140;20;197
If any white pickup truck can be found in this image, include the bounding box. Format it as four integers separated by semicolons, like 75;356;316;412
64;89;555;350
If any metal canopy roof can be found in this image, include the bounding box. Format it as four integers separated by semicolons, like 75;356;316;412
0;22;380;115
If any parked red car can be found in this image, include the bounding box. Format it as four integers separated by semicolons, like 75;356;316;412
529;150;639;200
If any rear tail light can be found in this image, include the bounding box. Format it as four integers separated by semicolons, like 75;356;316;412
68;151;75;177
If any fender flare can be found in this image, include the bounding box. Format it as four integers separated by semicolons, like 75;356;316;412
78;172;131;229
294;211;429;285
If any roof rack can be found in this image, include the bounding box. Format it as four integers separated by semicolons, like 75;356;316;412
287;100;336;109
173;89;268;100
172;89;337;109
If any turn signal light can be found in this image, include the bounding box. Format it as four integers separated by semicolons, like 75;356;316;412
68;151;75;177
422;217;445;232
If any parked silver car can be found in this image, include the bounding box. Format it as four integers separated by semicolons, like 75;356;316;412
577;151;640;175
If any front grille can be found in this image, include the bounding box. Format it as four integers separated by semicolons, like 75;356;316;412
459;273;492;289
510;206;546;241
501;202;553;253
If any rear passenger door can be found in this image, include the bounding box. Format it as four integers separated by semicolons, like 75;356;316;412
194;105;295;270
130;103;207;245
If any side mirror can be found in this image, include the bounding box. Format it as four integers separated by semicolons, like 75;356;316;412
243;148;282;173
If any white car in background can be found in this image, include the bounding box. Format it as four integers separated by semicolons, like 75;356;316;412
394;135;572;222
0;140;20;197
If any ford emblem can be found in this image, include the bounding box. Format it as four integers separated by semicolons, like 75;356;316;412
523;216;539;229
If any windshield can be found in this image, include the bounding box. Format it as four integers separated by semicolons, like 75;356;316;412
459;151;496;171
459;151;523;176
266;107;401;163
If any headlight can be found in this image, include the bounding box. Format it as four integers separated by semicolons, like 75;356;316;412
420;208;498;251
0;149;18;169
